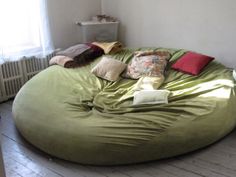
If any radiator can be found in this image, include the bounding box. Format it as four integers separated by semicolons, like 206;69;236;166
0;54;55;102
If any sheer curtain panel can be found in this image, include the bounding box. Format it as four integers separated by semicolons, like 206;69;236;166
0;0;54;64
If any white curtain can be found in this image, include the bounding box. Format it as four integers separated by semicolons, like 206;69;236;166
0;0;54;64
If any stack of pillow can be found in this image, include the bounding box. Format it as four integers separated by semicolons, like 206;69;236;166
91;49;215;105
91;50;172;105
92;50;170;82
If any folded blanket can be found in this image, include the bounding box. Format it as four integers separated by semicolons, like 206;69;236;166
57;44;90;58
49;55;73;67
92;41;123;54
50;43;104;68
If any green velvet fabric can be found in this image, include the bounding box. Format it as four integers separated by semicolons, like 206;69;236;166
12;48;236;165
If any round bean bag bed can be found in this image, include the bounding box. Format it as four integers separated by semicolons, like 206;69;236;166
12;48;236;165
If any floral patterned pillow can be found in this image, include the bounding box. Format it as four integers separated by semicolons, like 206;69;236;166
122;51;171;79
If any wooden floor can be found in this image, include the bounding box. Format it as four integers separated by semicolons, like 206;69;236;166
1;101;236;177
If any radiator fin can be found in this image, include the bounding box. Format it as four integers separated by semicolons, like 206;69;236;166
2;61;21;79
0;53;55;102
4;78;23;97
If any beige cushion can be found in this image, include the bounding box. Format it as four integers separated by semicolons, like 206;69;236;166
133;76;165;91
91;56;127;81
133;90;170;105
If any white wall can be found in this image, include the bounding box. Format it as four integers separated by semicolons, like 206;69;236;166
102;0;236;67
47;0;101;49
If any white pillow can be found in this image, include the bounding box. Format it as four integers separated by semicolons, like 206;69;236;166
133;90;170;105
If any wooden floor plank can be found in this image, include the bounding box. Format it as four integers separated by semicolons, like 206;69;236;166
86;166;131;177
5;169;23;177
112;163;178;177
1;130;107;177
1;136;74;177
5;100;13;106
191;147;236;171
111;166;155;177
2;139;62;177
0;103;12;113
168;158;228;177
4;158;41;177
180;157;236;177
138;165;178;177
155;163;203;177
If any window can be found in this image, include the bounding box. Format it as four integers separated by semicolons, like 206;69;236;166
0;0;54;63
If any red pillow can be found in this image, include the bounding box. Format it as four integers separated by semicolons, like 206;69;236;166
172;52;214;75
